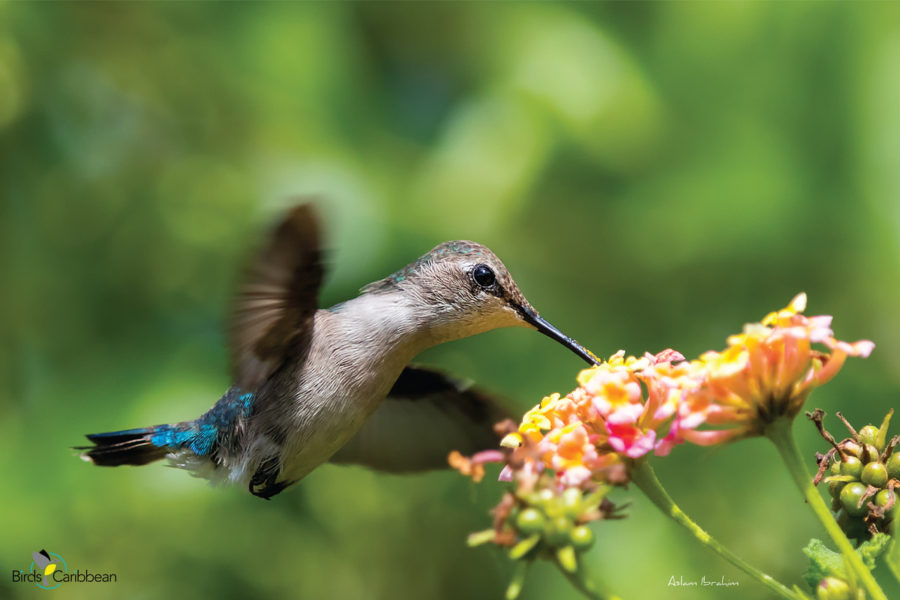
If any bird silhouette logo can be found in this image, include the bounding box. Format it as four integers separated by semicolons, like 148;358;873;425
31;549;64;589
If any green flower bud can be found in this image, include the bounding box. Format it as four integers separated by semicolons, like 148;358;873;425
570;525;594;551
842;442;861;457
816;576;852;600
861;461;888;487
840;482;869;517
858;425;879;447
840;456;863;479
875;489;896;515
516;508;546;535
561;488;582;518
863;444;880;463
828;480;846;499
536;489;555;506
887;453;900;480
544;515;573;547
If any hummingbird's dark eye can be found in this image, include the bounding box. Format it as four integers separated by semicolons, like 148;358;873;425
472;264;496;288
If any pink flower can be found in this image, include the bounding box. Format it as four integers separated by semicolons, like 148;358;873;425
606;422;657;458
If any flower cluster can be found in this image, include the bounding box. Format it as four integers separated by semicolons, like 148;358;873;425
455;293;874;492
449;293;877;600
491;349;701;490
452;294;874;536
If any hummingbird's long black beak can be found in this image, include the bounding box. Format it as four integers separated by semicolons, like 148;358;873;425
520;308;599;366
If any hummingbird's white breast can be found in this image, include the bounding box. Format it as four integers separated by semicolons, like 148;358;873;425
273;292;433;484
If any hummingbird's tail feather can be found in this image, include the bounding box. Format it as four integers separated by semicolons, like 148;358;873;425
77;427;171;466
78;420;272;489
78;420;220;469
78;388;259;484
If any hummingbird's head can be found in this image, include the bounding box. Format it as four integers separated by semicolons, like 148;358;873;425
363;241;598;365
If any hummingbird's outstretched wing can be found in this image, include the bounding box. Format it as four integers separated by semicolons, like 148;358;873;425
330;365;512;472
229;204;324;393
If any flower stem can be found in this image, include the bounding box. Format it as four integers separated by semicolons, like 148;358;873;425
765;416;887;600
631;459;803;600
554;558;622;600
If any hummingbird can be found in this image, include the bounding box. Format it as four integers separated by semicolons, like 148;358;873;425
78;204;598;499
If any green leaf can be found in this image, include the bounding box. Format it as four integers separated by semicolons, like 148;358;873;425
876;409;893;451
556;545;578;573
466;529;496;547
803;539;846;590
824;475;857;484
580;486;611;512
505;561;530;600
857;533;891;570
508;534;541;560
802;535;892;591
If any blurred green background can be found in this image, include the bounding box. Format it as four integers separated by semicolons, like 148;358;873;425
2;2;899;599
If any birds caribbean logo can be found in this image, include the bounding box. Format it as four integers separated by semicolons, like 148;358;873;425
31;550;65;589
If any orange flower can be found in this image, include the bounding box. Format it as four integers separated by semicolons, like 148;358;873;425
685;293;873;442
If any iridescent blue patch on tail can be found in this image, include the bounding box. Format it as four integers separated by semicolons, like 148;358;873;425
150;426;195;449
149;389;255;456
